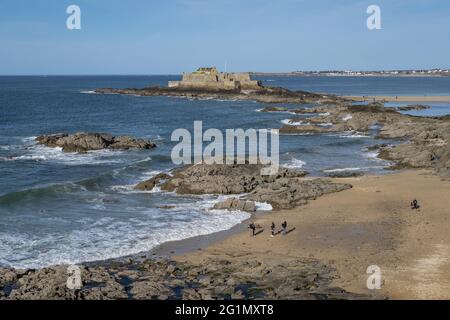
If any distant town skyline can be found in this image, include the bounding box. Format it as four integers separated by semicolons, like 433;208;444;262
1;0;450;75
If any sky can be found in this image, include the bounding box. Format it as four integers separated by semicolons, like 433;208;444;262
0;0;449;74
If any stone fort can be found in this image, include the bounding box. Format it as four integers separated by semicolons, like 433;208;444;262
168;67;262;91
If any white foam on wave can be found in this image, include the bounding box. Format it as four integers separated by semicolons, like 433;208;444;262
255;202;273;211
283;158;306;169
363;150;386;163
317;122;333;127
336;131;371;138
280;119;306;126
0;203;250;269
80;90;97;94
323;165;386;173
2;138;126;165
110;170;171;194
323;167;362;173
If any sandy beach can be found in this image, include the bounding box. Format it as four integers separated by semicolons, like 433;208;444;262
345;95;450;103
176;170;450;299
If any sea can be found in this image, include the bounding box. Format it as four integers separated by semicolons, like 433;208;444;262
1;75;450;269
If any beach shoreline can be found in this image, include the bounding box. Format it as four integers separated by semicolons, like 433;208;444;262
173;169;450;299
3;169;449;299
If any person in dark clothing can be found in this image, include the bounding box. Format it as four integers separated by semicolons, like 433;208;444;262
248;223;256;237
410;199;420;210
281;221;287;235
270;222;275;237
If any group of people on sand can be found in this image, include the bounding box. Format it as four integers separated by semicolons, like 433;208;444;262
248;221;288;237
247;198;420;238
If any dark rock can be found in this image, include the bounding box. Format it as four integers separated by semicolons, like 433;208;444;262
135;173;171;191
325;171;364;178
213;198;256;212
135;163;350;210
36;133;155;153
260;106;288;112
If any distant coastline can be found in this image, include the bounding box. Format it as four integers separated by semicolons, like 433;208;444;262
251;69;450;77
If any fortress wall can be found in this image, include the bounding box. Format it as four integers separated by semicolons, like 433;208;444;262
231;73;252;82
240;80;262;90
182;73;218;83
170;71;260;91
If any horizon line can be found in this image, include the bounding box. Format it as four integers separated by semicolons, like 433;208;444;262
1;67;450;77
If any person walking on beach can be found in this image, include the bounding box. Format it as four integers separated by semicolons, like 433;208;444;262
281;221;287;235
249;223;256;237
271;222;275;237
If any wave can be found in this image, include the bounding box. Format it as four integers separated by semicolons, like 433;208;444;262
334;131;371;139
0;192;253;269
280;119;307;126
323;165;386;173
323;167;363;173
283;158;306;169
0;205;250;269
0;145;20;151
0;182;88;206
255;202;273;211
1;139;126;165
110;169;170;194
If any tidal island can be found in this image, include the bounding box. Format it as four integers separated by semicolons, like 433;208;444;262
96;67;343;104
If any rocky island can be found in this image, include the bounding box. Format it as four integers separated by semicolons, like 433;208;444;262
95;67;345;104
36;132;156;153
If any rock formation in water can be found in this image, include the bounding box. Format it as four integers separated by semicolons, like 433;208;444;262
135;163;352;210
36;133;156;153
277;102;450;178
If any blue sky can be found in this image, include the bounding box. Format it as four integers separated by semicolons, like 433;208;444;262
0;0;449;74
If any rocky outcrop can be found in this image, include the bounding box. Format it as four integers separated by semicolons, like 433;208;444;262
135;173;171;191
0;257;376;300
397;104;431;111
36;133;156;153
95;86;347;105
135;163;351;210
324;171;364;178
213;198;256;212
276;101;450;178
279;103;405;135
260;106;288;112
246;178;352;209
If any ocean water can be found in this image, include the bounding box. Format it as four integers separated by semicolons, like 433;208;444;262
1;75;449;269
255;75;450;96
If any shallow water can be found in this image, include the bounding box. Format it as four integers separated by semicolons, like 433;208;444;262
0;75;448;268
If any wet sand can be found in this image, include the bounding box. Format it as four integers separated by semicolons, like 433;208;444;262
345;95;450;103
176;170;450;299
